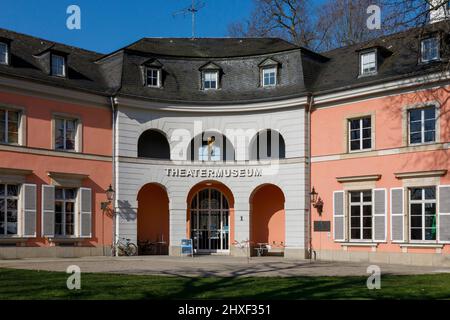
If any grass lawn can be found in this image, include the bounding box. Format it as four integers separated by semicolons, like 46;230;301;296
0;268;449;299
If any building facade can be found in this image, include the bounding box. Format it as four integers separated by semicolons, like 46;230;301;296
0;29;113;258
0;19;449;265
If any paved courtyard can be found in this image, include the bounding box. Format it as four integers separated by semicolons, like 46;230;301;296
1;255;450;277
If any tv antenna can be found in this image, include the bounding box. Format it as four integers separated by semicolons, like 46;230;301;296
173;0;205;38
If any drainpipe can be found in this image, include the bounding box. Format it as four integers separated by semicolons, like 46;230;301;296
306;93;316;261
110;95;118;256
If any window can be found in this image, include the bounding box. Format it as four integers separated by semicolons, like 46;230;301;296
421;37;440;62
249;129;286;160
0;42;8;65
349;191;372;241
146;68;160;87
408;106;436;144
349;117;371;151
360;51;376;75
198;136;221;161
55;117;77;151
0;109;19;144
0;184;19;235
262;67;277;86
55;188;76;236
203;71;218;90
409;187;436;241
51;54;66;77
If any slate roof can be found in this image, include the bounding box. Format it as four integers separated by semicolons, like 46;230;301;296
0;28;112;95
0;21;449;104
314;21;450;94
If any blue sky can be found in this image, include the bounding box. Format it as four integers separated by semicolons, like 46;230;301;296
0;0;254;53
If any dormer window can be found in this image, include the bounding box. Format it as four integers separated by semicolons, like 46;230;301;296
203;71;218;90
51;54;66;77
146;68;161;87
262;67;277;86
259;57;280;87
0;42;8;65
421;37;440;63
360;51;377;75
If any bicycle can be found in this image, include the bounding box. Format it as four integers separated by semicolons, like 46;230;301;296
113;237;138;256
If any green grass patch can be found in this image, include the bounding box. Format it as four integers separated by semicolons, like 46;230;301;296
0;268;449;299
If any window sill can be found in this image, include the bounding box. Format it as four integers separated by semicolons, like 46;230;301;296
48;237;88;243
340;242;379;247
399;243;443;249
0;237;30;244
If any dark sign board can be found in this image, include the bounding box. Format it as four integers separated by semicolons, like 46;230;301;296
314;221;331;232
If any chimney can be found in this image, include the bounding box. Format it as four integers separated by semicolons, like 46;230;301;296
429;0;449;23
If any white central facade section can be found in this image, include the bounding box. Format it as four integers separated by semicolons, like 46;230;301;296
115;99;309;258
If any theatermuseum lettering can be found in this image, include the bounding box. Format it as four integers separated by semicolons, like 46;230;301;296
165;168;263;178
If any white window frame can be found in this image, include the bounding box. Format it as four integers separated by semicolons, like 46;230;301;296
360;51;377;75
0;183;19;236
0;108;21;145
421;37;440;63
146;68;161;88
54;117;79;152
348;116;372;152
51;54;66;77
54;187;77;237
349;190;373;242
0;42;9;65
408;106;436;145
203;71;218;90
262;67;277;87
409;187;437;243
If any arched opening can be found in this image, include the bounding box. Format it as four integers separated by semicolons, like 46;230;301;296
137;129;170;159
250;184;285;256
137;183;169;255
187;131;235;161
186;181;234;254
249;129;286;160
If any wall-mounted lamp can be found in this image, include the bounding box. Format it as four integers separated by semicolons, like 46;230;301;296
101;184;115;210
310;187;324;215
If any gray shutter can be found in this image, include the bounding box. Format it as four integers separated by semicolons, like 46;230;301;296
22;184;37;237
41;185;55;237
390;188;404;242
79;188;92;238
373;189;386;242
438;185;450;243
333;191;345;241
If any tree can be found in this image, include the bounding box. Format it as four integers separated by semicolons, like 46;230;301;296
228;0;450;51
228;0;317;49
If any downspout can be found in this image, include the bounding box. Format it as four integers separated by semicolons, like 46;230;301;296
306;93;316;261
110;95;118;256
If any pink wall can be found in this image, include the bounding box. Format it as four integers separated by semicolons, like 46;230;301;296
0;90;113;247
311;87;450;254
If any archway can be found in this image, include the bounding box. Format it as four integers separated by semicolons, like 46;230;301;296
187;131;235;161
250;184;285;256
137;129;170;159
186;181;234;254
249;129;286;160
137;183;169;255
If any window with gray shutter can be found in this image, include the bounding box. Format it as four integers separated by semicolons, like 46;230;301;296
79;188;92;238
391;188;404;242
22;184;37;237
373;189;386;242
438;185;450;243
333;191;345;241
41;185;55;237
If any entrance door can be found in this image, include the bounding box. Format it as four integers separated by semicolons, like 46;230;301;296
190;188;229;253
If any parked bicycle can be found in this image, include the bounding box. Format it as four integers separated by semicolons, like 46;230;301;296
113;237;138;256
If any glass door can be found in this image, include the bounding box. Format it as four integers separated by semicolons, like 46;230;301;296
190;188;230;253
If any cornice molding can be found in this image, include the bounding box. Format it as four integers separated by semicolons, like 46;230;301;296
116;95;309;113
0;75;110;109
336;174;381;183
394;170;447;179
